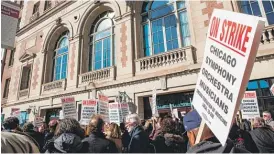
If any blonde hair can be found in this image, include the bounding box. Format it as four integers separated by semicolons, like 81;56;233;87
108;123;121;139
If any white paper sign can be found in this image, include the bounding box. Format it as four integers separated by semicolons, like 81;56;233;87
151;88;159;117
61;97;77;119
34;116;44;127
241;91;260;119
98;94;109;122
270;84;274;96
120;102;130;121
192;9;265;145
109;103;122;124
80;99;97;125
172;108;179;119
59;110;64;120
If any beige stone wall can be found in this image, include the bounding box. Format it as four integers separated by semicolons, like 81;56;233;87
2;0;274;121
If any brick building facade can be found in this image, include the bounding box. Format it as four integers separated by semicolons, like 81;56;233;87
1;0;274;123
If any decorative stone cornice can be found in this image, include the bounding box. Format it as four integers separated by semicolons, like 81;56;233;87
19;53;36;63
16;1;76;36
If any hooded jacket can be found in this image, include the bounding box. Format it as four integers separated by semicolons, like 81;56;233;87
83;132;118;153
250;126;274;153
45;133;88;153
153;133;187;153
1;132;40;153
128;125;150;153
186;137;250;153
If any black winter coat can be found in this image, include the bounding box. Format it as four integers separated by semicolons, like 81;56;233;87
44;133;88;153
44;132;54;143
83;132;118;153
152;133;187;153
250;126;274;153
187;137;250;153
24;130;45;151
121;130;130;148
128;126;149;153
228;124;259;153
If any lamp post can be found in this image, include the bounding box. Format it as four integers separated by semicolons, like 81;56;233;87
116;91;132;103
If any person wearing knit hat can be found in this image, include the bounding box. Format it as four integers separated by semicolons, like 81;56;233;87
184;110;249;153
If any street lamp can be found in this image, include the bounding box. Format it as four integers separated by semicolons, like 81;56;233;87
116;91;132;103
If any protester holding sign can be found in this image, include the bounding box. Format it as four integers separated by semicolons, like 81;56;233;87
191;9;265;145
184;110;249;153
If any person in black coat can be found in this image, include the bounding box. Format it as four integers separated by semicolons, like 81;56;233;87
22;122;44;152
184;110;249;153
125;114;149;153
43;118;88;153
249;117;274;153
83;114;118;153
152;117;187;153
228;123;259;153
120;122;130;152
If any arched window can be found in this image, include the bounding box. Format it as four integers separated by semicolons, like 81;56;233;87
89;11;115;71
53;31;69;81
142;0;190;57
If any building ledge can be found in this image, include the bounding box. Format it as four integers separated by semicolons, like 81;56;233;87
135;46;197;75
41;79;66;95
16;1;76;36
78;66;116;87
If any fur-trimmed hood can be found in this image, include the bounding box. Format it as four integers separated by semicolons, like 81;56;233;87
163;133;185;146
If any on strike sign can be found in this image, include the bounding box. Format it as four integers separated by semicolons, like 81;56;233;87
241;91;260;119
98;94;109;122
81;99;97;125
109;103;122;124
120;102;130;121
61;97;77;119
192;9;264;145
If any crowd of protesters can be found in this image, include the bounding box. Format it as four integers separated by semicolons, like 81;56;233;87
1;110;274;153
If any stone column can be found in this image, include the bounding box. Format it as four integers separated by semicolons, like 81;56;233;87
114;12;134;80
66;35;81;89
29;51;44;98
